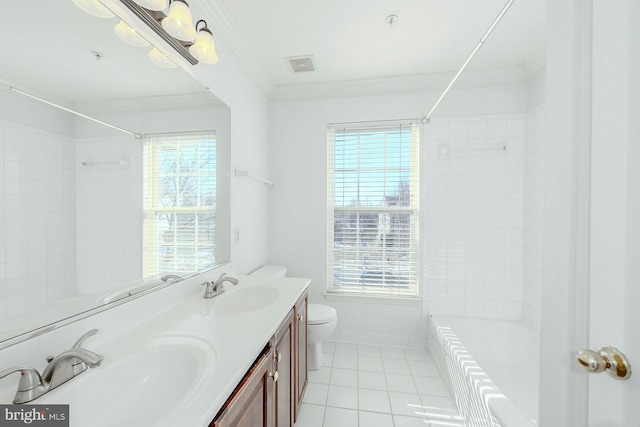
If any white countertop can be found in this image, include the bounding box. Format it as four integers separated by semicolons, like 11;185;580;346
0;272;309;427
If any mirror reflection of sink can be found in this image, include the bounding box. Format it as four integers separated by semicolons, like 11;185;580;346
38;337;213;426
216;287;280;315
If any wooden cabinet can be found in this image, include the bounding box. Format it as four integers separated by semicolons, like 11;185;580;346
273;310;294;427
211;347;275;427
293;290;308;422
212;290;308;427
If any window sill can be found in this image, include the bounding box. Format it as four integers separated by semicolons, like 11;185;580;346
323;292;422;306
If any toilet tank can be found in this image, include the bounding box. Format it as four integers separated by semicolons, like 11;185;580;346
250;265;287;278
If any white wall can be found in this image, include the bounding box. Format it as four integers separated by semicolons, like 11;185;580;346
269;84;527;346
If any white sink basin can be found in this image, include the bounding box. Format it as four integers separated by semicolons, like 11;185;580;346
38;336;214;427
216;287;280;315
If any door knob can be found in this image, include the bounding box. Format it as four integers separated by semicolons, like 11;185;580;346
577;346;631;380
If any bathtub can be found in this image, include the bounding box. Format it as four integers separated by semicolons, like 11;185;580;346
427;315;539;427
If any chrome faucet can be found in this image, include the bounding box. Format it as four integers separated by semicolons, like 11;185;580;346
201;273;239;298
0;329;103;404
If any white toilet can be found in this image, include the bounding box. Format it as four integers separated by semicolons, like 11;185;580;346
250;265;337;371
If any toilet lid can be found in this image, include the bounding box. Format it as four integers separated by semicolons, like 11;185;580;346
308;304;337;325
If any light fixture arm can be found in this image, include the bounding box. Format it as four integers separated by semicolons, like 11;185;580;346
421;0;515;124
195;19;211;34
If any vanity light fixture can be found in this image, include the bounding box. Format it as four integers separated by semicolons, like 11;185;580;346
72;0;115;18
149;47;177;68
131;0;167;11
114;20;150;47
189;20;218;64
162;0;197;42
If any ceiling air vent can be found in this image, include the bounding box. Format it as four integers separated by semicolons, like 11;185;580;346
285;55;316;73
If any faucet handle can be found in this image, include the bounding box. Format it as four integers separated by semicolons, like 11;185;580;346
73;328;99;349
201;281;215;298
0;367;44;404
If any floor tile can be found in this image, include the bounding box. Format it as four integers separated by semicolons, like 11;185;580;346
358;344;382;357
358;388;391;413
332;353;358;370
330;367;358;387
308;366;331;384
393;415;431;427
303;383;329;406
414;376;449;397
408;360;440;377
385;373;418;393
419;395;458;414
326;385;358;410
359;411;394;427
294;404;324;427
388;392;424;417
302;343;460;427
358;371;387;390
323;407;358;427
404;348;434;362
323;342;336;353
383;358;412;375
381;347;406;359
359;355;384;372
335;342;358;355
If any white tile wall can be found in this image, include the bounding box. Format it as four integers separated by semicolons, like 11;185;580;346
75;136;142;295
422;114;525;320
0;119;77;316
523;104;545;330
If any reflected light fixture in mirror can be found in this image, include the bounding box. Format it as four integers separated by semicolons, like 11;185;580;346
114;20;150;46
162;0;197;42
189;20;218;64
149;47;177;68
72;0;115;18
132;0;168;11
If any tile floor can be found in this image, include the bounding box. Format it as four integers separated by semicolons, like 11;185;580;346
294;342;464;427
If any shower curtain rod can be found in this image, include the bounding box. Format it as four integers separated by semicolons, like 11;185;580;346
0;82;143;139
421;0;516;124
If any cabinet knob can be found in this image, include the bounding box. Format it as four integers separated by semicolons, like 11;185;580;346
269;371;279;382
273;351;282;362
297;314;304;323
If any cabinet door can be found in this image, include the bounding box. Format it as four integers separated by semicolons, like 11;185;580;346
212;347;275;427
273;310;294;427
293;290;308;422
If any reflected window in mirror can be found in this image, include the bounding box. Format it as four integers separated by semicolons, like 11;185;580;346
143;132;217;276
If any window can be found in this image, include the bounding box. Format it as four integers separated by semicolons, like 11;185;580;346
327;120;420;297
143;132;217;276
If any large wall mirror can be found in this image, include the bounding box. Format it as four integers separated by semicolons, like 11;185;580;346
0;0;231;348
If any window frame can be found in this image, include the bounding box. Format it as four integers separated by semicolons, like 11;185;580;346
326;119;421;298
142;132;217;277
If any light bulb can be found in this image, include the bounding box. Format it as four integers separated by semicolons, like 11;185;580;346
114;21;150;47
72;0;115;18
149;47;177;68
161;0;196;42
189;23;219;64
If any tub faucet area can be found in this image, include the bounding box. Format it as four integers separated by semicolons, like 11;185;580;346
0;329;103;404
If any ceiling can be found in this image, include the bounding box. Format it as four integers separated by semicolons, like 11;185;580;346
0;0;207;105
204;0;546;98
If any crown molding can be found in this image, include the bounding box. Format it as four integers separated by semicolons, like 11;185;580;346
196;0;273;96
269;66;527;102
76;92;225;114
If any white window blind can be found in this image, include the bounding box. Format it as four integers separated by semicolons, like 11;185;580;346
143;132;217;276
327;120;420;297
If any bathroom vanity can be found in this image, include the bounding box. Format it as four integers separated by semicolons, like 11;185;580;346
0;266;309;427
212;290;308;427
